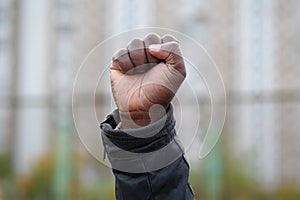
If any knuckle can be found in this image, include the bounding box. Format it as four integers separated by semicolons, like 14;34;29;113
127;38;143;51
127;38;147;66
169;41;180;48
112;48;134;72
112;48;128;61
162;34;179;43
143;32;161;45
162;41;180;54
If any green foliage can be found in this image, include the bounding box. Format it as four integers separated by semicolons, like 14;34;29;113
0;155;13;178
189;137;300;200
17;153;55;200
1;139;300;200
0;152;114;200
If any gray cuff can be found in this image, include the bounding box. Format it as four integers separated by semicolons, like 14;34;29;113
100;104;184;173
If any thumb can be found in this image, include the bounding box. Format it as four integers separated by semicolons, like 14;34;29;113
148;41;186;77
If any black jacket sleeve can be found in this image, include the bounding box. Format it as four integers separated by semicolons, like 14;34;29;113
100;105;195;200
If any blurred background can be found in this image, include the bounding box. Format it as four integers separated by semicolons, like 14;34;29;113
1;0;300;199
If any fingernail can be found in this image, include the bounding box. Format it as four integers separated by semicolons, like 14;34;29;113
149;44;161;52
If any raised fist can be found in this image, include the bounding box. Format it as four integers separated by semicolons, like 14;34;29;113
110;33;186;128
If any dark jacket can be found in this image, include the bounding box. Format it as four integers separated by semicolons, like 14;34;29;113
100;105;195;200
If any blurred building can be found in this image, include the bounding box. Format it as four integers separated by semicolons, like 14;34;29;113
233;0;280;188
277;0;300;186
1;0;300;197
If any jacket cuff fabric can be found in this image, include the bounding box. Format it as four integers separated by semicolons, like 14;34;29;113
100;104;184;173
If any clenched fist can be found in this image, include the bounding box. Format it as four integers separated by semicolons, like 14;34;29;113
110;33;186;128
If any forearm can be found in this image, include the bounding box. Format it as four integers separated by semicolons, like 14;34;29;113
100;105;194;200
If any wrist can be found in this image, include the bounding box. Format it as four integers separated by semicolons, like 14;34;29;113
119;108;166;129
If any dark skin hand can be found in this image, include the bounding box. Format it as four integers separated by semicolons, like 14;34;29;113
110;33;186;129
